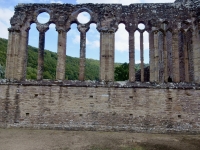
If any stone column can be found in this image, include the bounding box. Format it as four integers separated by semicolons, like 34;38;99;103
13;31;21;79
192;26;200;83
154;31;159;82
37;31;46;80
163;32;168;82
56;29;67;80
36;25;48;80
17;28;29;80
179;31;185;82
128;30;135;82
100;31;115;81
166;31;173;82
184;33;189;82
78;25;89;81
5;30;13;79
5;29;21;80
140;32;144;82
172;30;180;83
149;31;155;82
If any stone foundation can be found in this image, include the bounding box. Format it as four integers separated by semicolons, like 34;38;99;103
0;81;199;133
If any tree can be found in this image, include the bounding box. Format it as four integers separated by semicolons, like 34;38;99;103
0;64;5;79
114;63;129;81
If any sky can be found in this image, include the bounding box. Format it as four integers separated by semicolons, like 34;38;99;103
0;0;175;63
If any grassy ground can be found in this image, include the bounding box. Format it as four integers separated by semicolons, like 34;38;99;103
0;128;200;150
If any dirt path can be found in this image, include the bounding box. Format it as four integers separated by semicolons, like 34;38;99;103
0;128;200;150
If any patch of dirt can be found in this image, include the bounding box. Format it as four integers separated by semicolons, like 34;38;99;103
0;128;200;150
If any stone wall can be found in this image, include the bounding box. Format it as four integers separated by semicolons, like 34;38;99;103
0;81;199;133
2;0;200;133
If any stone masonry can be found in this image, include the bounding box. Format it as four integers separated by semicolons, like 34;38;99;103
4;0;200;83
1;0;200;133
0;81;200;133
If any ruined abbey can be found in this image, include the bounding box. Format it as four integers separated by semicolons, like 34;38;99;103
0;0;200;133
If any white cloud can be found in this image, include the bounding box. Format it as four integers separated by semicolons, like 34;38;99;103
72;33;99;49
0;7;14;39
77;12;90;24
49;23;56;29
134;30;140;51
115;24;128;52
76;0;175;4
0;7;13;26
86;23;100;49
50;0;63;4
134;30;149;51
39;0;49;2
0;22;9;39
37;12;50;24
143;31;149;51
87;39;99;48
77;0;141;5
73;35;80;44
143;0;175;3
15;0;36;3
135;60;141;64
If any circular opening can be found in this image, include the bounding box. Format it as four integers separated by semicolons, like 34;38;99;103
37;12;50;24
138;23;145;30
77;12;91;24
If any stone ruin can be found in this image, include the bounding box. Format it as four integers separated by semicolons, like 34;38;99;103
5;0;200;83
0;0;200;133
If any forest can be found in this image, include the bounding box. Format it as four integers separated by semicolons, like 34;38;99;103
0;38;148;81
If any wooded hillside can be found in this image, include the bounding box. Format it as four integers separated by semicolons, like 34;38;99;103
0;38;147;81
0;38;119;80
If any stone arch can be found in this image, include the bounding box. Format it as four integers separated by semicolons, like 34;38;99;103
71;7;94;25
115;23;129;66
5;2;200;83
161;21;170;31
137;21;146;31
34;8;52;16
115;21;126;32
34;8;52;24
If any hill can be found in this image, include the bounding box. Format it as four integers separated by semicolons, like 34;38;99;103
0;38;148;81
0;38;122;80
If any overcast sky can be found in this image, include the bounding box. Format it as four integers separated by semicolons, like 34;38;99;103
0;0;175;63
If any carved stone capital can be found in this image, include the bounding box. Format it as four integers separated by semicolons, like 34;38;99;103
36;24;49;33
53;15;68;27
77;24;90;33
10;11;26;27
152;27;158;33
172;29;179;35
97;5;119;32
56;26;66;33
125;24;137;34
8;27;20;32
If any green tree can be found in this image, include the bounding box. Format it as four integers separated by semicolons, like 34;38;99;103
0;64;5;79
114;63;129;81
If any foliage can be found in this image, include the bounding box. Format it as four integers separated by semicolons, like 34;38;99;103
114;63;149;81
0;38;149;81
0;64;5;79
114;62;129;81
0;38;100;80
0;38;7;67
